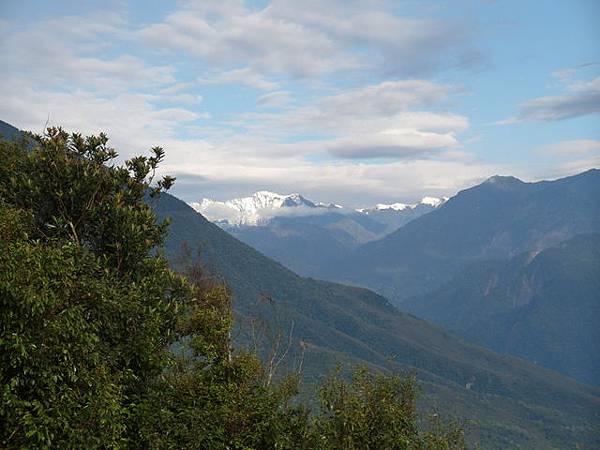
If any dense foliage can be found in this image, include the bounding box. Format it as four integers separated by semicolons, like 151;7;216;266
0;130;465;448
152;168;600;449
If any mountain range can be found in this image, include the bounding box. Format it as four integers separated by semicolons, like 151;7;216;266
3;119;599;449
192;191;446;276
151;191;600;449
336;170;600;303
404;233;600;386
192;190;445;228
194;171;600;310
190;168;600;388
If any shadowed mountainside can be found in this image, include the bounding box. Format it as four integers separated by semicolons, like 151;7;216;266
332;170;600;304
151;191;600;450
227;204;436;278
2;120;598;449
404;233;600;386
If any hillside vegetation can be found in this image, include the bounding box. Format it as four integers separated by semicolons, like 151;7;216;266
1;123;599;449
153;176;600;449
0;129;466;449
404;234;600;386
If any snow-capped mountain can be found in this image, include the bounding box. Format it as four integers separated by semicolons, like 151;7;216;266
356;196;447;214
420;196;447;207
189;190;448;280
190;191;447;227
189;191;337;226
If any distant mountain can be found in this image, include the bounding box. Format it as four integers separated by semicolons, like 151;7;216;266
339;170;600;304
404;233;600;386
190;191;335;226
351;198;447;237
0;119;22;141
193;191;445;276
151;191;600;449
3;119;600;448
357;196;446;213
192;190;445;230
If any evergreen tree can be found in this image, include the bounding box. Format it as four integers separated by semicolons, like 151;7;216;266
0;129;464;449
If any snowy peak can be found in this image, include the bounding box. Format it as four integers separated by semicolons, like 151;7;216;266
316;202;343;209
357;197;447;214
420;196;446;207
243;191;316;209
190;191;447;226
190;191;335;226
375;202;412;211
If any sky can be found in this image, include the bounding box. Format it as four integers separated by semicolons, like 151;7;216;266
0;0;599;207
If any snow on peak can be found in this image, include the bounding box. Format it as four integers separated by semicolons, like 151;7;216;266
420;196;445;207
358;197;446;214
316;202;342;209
375;202;411;211
189;191;337;226
190;190;447;225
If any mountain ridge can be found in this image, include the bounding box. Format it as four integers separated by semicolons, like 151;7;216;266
192;190;446;226
403;233;600;386
335;168;600;304
150;190;600;449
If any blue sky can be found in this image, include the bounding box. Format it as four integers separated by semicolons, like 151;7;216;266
0;0;598;206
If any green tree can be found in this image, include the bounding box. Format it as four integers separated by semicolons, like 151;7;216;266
0;129;465;449
0;129;306;449
308;368;465;450
0;129;188;447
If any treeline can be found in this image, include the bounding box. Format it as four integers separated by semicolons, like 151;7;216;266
0;129;465;449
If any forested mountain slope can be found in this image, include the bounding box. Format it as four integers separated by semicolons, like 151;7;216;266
340;170;600;304
3;120;598;449
0;119;22;141
226;202;439;279
151;192;600;449
404;233;600;386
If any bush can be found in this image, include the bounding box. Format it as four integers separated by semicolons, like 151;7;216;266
0;129;464;449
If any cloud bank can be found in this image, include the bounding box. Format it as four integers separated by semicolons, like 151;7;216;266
0;1;597;206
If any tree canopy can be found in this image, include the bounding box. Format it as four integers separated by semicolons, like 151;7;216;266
0;129;465;449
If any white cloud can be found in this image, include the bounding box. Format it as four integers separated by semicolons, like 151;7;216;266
234;80;468;159
242;80;462;133
138;0;479;78
0;11;207;160
0;4;484;207
268;0;481;76
167;153;506;206
327;130;458;159
514;74;600;122
159;82;195;95
537;139;600;157
153;83;203;104
0;13;175;93
0;80;201;161
198;67;279;90
257;91;292;107
526;156;600;182
139;6;359;77
0;71;512;207
317;80;455;116
156;93;203;104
